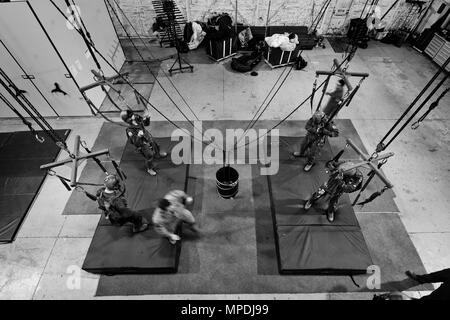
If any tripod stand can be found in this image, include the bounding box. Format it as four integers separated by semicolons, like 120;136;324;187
162;0;193;75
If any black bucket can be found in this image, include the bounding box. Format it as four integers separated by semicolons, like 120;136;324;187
216;166;239;199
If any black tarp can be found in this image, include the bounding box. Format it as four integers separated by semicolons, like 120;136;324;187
0;129;70;243
82;138;188;274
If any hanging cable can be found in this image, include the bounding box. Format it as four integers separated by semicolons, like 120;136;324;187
107;0;199;121
68;1;134;113
231;64;295;151
352;158;387;206
0;68;70;152
411;87;449;130
68;0;220;150
231;52;359;153
103;0;223;152
0;91;45;143
103;0;197;127
0;39;60;117
377;56;450;151
378;72;449;152
50;0;214;150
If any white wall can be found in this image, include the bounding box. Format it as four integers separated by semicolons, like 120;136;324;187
0;0;126;118
108;0;426;37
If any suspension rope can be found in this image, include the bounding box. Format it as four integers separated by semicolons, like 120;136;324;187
352;158;387;206
69;1;135;113
377;56;450;151
411;87;449;130
378;72;449;152
230;64;295;153
97;0;222;151
0;68;70;151
231;52;359;153
0;39;60;117
104;0;198;125
68;0;220;150
107;0;200;121
0;91;45;143
50;0;214;149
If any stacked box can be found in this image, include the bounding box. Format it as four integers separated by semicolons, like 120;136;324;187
206;37;238;61
264;46;301;68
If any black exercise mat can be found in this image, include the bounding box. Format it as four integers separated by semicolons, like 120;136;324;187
95;163;430;295
277;225;372;275
278;136;334;161
269;161;351;207
0;194;36;242
0;129;70;243
82;137;188;274
326;37;349;53
82;222;181;274
268;156;373;275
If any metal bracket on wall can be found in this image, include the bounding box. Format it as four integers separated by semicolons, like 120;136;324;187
21;74;35;80
64;74;72;78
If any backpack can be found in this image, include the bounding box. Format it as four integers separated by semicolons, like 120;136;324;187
295;55;308;70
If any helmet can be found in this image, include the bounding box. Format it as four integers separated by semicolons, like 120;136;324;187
312;110;325;122
338;161;357;176
158;198;171;211
104;174;120;190
120;110;133;123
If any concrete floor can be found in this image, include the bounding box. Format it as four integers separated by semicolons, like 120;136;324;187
0;39;449;300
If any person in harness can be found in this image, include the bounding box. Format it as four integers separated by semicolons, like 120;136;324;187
293;110;339;172
121;110;167;176
96;174;149;233
152;190;198;244
303;160;363;222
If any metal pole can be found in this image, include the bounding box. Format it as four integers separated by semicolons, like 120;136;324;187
71;135;81;187
235;0;238;34
265;0;271;38
346;138;394;188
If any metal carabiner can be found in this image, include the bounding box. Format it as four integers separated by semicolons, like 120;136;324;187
35;134;45;143
75;185;85;193
411;121;420;130
369;152;379;162
47;169;56;176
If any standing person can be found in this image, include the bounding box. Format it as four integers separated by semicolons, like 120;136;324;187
121;110;167;176
96;174;149;233
322;78;346;118
405;268;450;300
293;110;339;172
303;161;363;222
152;190;197;244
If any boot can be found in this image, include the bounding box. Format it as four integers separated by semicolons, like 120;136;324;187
159;151;168;158
303;162;315;172
169;234;181;245
405;271;426;284
326;209;335;222
304;199;312;210
133;222;149;233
